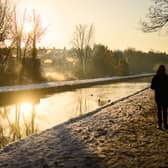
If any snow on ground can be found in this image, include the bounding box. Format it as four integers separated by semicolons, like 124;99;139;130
0;73;154;93
0;89;168;168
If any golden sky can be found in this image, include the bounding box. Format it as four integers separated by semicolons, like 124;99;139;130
17;0;168;52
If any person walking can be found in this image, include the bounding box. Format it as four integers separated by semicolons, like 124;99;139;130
151;65;168;129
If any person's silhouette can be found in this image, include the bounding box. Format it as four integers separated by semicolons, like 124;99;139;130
151;65;168;129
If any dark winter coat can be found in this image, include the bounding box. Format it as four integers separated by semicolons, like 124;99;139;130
151;74;168;105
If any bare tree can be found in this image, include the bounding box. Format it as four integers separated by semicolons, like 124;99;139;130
30;10;46;61
0;0;14;43
9;8;46;82
141;0;168;33
11;8;46;61
10;9;27;62
0;1;46;84
72;24;94;77
24;10;46;83
0;0;15;73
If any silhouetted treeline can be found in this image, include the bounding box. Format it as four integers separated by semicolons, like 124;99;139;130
41;45;168;80
74;45;168;79
87;45;129;78
0;45;168;85
0;47;45;86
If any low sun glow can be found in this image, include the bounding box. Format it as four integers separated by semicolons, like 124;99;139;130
24;22;33;34
20;102;32;117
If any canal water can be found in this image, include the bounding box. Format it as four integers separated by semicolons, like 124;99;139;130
0;78;151;148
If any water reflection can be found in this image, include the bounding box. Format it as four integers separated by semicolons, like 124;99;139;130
20;102;32;116
0;101;38;148
76;90;87;116
0;79;150;148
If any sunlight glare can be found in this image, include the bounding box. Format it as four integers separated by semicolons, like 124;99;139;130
24;22;33;34
20;102;32;117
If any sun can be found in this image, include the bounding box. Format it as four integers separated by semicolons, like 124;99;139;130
24;22;33;34
20;102;33;117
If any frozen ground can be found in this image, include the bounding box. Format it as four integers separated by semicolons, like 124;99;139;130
0;89;168;168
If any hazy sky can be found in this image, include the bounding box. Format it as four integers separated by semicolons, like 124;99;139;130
18;0;168;52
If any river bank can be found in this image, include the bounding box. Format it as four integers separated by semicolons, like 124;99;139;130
0;89;168;168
